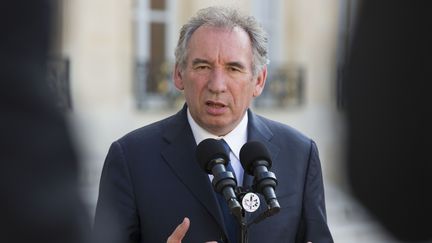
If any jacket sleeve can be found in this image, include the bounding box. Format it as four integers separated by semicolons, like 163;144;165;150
299;140;333;243
93;141;140;243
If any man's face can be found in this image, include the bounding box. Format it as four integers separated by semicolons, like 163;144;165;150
174;26;267;136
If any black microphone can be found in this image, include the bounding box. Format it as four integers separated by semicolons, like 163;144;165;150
240;141;280;215
196;138;242;217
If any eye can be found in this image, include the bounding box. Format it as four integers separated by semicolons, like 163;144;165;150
228;66;241;72
194;65;210;70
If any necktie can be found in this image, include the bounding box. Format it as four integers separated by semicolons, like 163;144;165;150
217;139;238;242
221;139;236;179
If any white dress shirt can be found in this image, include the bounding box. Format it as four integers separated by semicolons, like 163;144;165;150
187;108;248;186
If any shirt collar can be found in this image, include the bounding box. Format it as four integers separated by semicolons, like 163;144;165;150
187;108;248;160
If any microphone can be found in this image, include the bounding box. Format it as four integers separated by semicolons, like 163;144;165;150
196;138;242;217
240;141;280;215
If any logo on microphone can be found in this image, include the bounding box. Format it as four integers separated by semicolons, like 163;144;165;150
241;192;260;212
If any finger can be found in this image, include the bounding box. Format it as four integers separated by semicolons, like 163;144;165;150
167;217;190;243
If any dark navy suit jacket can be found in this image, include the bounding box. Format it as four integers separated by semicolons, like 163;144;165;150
93;105;333;243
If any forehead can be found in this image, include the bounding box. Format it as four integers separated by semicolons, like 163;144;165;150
187;25;253;64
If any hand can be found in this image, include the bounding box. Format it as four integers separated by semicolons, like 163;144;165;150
167;217;217;243
167;217;190;243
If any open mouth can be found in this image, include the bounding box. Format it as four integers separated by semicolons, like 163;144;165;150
205;100;228;115
206;101;226;108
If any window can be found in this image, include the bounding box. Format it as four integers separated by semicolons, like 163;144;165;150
252;0;303;107
134;0;179;109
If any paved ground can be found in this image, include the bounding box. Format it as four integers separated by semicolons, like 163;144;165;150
325;184;399;242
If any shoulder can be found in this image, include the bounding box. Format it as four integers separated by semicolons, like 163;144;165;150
114;110;185;150
254;113;312;144
251;113;318;161
119;117;163;142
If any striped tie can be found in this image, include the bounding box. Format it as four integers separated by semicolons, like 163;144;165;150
216;139;238;243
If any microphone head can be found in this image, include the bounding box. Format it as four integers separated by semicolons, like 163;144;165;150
196;138;229;174
240;141;272;175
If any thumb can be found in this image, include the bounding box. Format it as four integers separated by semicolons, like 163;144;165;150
167;217;190;243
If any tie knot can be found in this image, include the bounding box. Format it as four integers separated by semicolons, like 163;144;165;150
220;139;236;179
220;139;231;155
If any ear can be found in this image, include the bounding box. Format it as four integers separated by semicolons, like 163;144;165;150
173;63;184;90
253;65;267;97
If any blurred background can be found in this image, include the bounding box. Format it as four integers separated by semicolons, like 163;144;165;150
37;0;420;242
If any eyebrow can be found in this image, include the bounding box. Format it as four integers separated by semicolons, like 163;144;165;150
192;58;211;66
226;61;246;70
192;58;246;69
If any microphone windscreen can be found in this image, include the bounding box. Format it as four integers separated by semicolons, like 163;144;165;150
240;141;272;174
196;138;229;173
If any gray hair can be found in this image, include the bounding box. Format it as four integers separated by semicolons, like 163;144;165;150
174;6;269;76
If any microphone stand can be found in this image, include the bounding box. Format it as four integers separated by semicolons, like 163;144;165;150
232;204;249;243
240;211;248;243
232;188;249;243
233;188;281;243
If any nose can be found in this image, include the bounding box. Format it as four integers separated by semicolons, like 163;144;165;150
207;68;227;94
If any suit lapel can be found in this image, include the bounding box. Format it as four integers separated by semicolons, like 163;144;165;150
247;110;280;163
160;106;225;231
246;110;281;222
219;110;279;190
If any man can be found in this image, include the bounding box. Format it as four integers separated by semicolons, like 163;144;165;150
94;6;332;243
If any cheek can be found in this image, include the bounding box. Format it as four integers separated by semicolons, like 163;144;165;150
183;82;204;102
234;83;254;101
185;72;207;89
185;82;201;94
